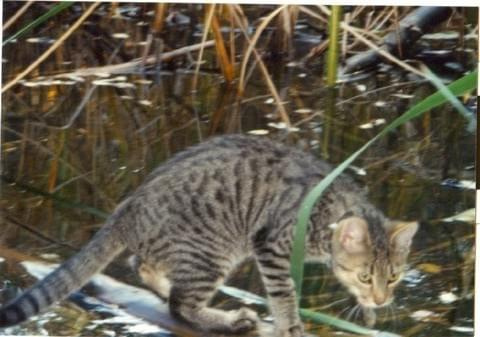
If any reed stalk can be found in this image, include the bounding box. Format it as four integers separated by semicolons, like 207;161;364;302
326;6;342;86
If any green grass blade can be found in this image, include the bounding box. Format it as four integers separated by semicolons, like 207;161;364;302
3;2;74;46
290;70;477;297
420;64;476;132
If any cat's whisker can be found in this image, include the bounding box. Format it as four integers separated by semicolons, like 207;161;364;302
346;304;360;322
318;297;350;310
353;305;362;322
337;304;354;319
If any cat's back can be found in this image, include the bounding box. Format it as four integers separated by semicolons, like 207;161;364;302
117;134;363;256
144;134;331;185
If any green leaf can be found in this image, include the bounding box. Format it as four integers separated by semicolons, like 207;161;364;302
290;70;477;297
3;2;74;46
420;64;476;132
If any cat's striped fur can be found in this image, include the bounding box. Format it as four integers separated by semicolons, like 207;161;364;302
0;135;417;336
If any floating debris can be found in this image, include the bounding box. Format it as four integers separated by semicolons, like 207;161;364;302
264;98;275;104
126;323;167;334
93;72;112;78
92;314;169;334
422;31;459;41
26;37;56;44
112;33;130;39
93;76;136;89
120;95;134;100
449;326;474;333
348;165;367;176
391;93;414;99
56;74;85;83
358;118;386;129
355;84;367;92
135;79;153;85
374;101;387;107
294;108;313;114
138;100;153;107
21;79;77;87
0;257;4;263
286;61;302;67
444;62;464;73
40;253;60;261
441;208;475;223
441;178;475;190
166;11;191;25
439;291;458;304
297;73;307;78
410;310;437;321
421;50;453;57
403;269;424;286
267;122;299;132
247;129;269;135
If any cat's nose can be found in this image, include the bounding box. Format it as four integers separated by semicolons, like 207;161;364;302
373;293;387;306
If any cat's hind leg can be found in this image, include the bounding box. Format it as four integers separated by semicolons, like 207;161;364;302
168;259;258;334
129;256;171;300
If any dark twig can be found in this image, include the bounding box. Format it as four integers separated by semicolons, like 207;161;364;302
343;7;453;73
3;215;79;251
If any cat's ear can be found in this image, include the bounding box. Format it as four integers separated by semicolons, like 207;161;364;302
389;221;418;252
336;217;370;254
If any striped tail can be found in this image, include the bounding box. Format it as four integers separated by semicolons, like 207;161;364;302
0;224;126;328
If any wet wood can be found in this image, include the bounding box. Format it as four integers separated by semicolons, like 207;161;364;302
343;7;453;73
21;261;285;337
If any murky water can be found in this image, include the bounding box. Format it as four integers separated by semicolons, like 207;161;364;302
1;3;477;337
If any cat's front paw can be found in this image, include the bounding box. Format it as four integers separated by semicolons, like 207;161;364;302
275;324;304;337
230;307;259;334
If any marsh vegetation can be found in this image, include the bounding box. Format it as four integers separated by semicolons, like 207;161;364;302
1;3;477;336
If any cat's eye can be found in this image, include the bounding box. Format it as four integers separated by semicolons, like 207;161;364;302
388;272;399;283
358;272;372;284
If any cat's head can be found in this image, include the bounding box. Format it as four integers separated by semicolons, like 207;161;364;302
330;216;418;308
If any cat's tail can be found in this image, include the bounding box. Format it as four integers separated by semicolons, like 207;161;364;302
0;216;127;328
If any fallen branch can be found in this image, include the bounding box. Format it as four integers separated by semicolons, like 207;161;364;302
51;40;215;79
343;6;453;73
21;261;280;337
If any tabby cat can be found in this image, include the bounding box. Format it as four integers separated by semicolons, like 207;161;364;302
0;135;417;336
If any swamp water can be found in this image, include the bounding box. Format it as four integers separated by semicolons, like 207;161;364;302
1;3;477;337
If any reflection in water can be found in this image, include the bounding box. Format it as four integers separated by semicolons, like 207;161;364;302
1;3;476;337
